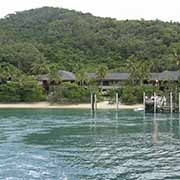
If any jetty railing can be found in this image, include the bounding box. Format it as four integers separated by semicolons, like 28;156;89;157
144;91;180;113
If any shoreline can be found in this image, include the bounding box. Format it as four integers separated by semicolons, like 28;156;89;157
0;101;143;110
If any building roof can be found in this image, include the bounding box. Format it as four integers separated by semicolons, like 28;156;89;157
105;73;129;80
88;73;129;80
95;71;180;81
150;71;180;81
38;70;76;81
38;74;48;81
159;71;179;81
38;70;180;82
58;70;76;81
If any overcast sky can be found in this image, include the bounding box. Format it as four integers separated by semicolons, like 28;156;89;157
0;0;179;22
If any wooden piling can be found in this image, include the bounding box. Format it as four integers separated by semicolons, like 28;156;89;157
170;92;173;113
91;93;94;111
143;92;145;112
91;93;97;111
154;92;156;113
94;94;97;110
91;93;93;111
116;93;119;111
179;92;180;113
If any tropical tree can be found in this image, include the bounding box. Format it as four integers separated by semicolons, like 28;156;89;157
48;64;62;93
0;63;23;82
96;64;108;92
76;69;89;86
173;48;180;69
127;58;139;85
0;64;8;81
138;61;152;85
0;78;46;102
48;64;61;83
0;43;46;73
31;61;50;75
127;56;151;86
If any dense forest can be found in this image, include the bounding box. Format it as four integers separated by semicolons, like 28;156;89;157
0;6;180;74
0;7;179;103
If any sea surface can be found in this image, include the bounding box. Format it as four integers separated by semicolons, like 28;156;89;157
0;109;180;180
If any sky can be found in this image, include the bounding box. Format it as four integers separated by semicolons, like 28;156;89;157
0;0;179;22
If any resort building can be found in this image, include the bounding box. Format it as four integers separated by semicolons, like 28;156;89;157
88;72;129;89
38;70;180;90
38;70;76;91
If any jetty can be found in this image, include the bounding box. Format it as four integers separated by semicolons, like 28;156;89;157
144;92;180;113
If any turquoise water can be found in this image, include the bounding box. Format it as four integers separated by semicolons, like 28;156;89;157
0;109;180;180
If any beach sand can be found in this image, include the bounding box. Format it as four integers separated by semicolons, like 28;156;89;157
0;101;143;109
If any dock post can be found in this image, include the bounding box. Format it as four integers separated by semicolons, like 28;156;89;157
143;92;146;113
91;93;94;111
179;92;180;113
154;92;156;113
94;94;97;110
170;92;173;113
116;93;119;111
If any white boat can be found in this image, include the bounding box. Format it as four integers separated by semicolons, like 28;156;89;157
134;107;144;112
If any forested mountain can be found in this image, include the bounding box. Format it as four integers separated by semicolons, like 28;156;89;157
0;6;180;73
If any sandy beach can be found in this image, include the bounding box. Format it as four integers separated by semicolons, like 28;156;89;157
0;101;143;109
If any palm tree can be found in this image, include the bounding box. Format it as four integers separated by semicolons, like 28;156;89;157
174;49;180;67
48;64;62;93
31;61;50;75
139;61;151;86
127;57;151;86
16;74;32;87
76;69;89;86
127;59;139;85
96;64;108;92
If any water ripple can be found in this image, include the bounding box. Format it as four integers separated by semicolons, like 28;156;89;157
0;109;179;179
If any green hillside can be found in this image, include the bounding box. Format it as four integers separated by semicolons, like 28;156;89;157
0;6;180;73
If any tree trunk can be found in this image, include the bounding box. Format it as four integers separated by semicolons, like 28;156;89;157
100;80;103;93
